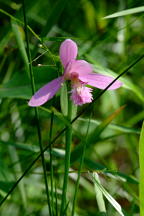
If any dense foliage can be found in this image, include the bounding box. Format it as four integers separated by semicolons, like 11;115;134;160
0;0;144;215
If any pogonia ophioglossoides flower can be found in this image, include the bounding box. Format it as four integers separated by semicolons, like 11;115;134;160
28;39;122;106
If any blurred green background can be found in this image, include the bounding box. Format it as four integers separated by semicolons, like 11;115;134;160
0;0;144;215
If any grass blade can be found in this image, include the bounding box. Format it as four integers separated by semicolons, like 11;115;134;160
60;82;68;116
104;6;144;19
139;121;144;216
0;9;41;41
11;20;29;75
92;173;125;216
93;173;106;214
71;105;125;163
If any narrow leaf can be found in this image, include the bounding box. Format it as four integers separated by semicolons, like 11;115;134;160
93;173;106;213
92;173;125;216
104;6;144;19
11;20;29;74
0;9;41;41
60;82;68;116
71;106;125;163
139;121;144;216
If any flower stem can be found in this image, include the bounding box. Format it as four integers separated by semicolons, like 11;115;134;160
60;92;73;216
71;115;91;216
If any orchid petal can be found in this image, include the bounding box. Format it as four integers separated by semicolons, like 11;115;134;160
66;60;93;77
28;77;63;107
59;39;78;68
71;86;93;105
79;73;122;90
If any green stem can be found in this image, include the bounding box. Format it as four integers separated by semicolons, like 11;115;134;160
71;115;91;216
22;1;52;215
139;121;144;216
55;181;58;216
49;111;54;214
60;95;73;216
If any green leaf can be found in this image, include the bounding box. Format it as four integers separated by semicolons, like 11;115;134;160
84;158;138;184
75;117;140;136
60;82;68;116
104;6;144;19
0;181;15;194
0;30;12;55
93;173;106;213
0;139;65;159
71;106;125;163
0;9;41;41
92;173;125;216
86;106;125;146
139;121;144;216
105;171;138;185
11;20;29;74
40;106;71;128
84;158;106;171
0;66;57;99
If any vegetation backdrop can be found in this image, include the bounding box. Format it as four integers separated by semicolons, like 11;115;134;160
0;0;144;215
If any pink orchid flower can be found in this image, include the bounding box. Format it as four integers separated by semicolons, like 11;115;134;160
28;39;122;107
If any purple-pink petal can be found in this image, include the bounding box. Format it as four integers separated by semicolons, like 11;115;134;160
79;73;122;90
71;86;93;105
59;39;78;68
65;60;93;77
28;77;63;107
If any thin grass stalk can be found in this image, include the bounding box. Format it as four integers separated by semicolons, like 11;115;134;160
49;111;54;214
22;0;52;215
60;93;73;216
55;181;58;216
71;113;91;216
1;52;144;206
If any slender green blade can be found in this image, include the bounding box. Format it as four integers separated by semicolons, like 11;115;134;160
0;9;41;41
11;20;29;74
104;6;144;19
60;82;68;116
75;117;140;134
85;158;138;184
93;173;106;213
71;106;125;163
139;121;144;216
92;173;125;216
